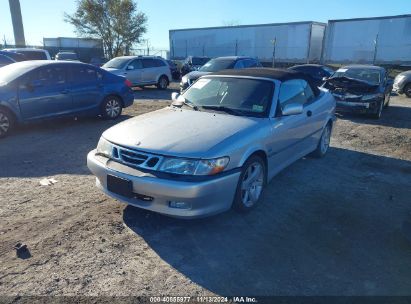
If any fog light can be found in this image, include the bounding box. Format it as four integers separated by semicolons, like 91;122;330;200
169;201;191;209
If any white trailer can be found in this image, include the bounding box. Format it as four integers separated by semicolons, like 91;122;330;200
322;14;411;65
43;37;103;49
169;21;326;64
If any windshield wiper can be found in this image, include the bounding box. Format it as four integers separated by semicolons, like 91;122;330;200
201;105;245;116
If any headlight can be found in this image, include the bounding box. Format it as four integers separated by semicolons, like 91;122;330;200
362;93;383;101
158;157;229;176
96;137;114;157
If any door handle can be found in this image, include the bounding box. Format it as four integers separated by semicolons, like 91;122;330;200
307;110;313;117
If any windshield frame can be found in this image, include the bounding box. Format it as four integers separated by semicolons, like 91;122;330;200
332;68;382;85
199;59;236;73
181;75;275;118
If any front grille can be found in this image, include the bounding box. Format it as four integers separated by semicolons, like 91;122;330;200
113;146;162;170
332;93;362;102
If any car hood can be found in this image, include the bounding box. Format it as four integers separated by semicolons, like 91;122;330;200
102;107;260;158
325;76;379;94
185;71;211;81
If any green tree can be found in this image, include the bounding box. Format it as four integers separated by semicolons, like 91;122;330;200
65;0;147;59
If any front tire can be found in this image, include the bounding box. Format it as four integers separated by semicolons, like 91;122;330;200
0;108;14;138
370;100;384;119
157;76;169;90
233;155;266;212
101;96;122;120
311;123;332;158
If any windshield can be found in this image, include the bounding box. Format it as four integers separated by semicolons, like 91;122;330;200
0;64;35;85
192;57;209;66
57;53;78;60
102;57;130;69
199;59;235;72
333;68;381;84
181;77;273;117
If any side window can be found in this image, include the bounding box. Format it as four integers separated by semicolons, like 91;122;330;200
142;59;157;68
128;59;142;70
234;60;245;69
302;80;315;103
154;59;166;67
19;66;66;89
71;66;96;85
278;79;307;110
244;59;257;68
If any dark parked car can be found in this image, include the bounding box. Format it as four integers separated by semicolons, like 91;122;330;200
180;56;262;92
90;57;108;67
0;54;16;68
0;61;134;138
323;65;393;119
180;56;210;76
55;52;79;61
393;70;411;98
0;50;26;62
166;60;180;80
289;64;335;87
2;48;51;60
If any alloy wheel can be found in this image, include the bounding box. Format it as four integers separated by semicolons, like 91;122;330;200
241;162;264;207
0;112;10;136
105;99;121;118
160;77;167;89
320;125;331;155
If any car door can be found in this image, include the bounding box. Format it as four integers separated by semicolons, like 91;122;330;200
141;59;158;84
267;79;317;175
125;59;143;85
69;65;104;112
18;65;72;120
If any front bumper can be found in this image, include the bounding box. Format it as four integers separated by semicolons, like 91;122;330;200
87;150;240;219
335;99;381;114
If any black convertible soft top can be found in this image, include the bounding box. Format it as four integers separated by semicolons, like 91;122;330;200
211;68;320;96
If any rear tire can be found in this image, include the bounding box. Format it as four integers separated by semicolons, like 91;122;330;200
310;123;332;158
101;96;122;120
157;76;169;90
0;108;15;138
233;155;266;212
404;83;411;98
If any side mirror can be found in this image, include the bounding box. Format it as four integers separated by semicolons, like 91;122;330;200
127;65;134;70
281;103;304;116
322;77;329;82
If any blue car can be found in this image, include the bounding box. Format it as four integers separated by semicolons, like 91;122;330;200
0;61;135;138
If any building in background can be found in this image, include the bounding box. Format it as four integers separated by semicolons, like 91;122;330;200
43;37;104;62
169;21;326;65
322;14;411;65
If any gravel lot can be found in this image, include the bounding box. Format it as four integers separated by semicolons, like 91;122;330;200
1;83;411;297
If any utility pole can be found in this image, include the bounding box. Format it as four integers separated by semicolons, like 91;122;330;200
373;34;379;65
270;38;277;68
146;39;150;56
8;0;25;47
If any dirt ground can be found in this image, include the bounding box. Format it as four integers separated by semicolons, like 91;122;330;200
1;84;411;298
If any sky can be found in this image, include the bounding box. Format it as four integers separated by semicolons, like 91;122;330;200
0;0;410;50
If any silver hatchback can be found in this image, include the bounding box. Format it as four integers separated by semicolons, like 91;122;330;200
87;68;336;218
102;56;172;89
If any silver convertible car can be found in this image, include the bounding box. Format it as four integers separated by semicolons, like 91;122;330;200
87;69;336;218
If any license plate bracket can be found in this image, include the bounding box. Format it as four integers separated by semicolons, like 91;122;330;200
107;175;133;198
